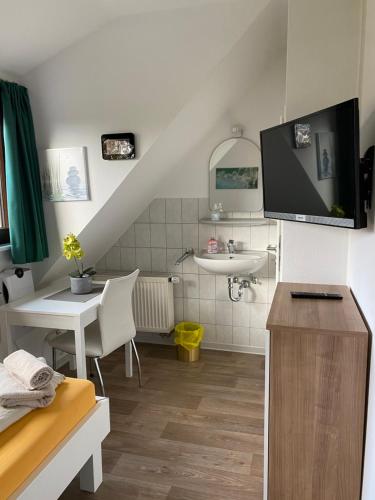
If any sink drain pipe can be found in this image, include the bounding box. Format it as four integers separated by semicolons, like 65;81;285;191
227;276;259;302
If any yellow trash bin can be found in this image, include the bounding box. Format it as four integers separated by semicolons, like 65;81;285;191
174;322;204;362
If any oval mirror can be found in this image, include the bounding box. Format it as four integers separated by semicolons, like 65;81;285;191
209;137;263;212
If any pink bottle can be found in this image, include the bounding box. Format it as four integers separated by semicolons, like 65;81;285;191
207;237;218;254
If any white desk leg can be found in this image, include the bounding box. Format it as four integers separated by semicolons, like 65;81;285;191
0;312;16;358
80;445;103;492
125;341;133;378
69;356;77;371
74;319;87;379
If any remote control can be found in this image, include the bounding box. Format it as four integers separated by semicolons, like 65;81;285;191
290;291;343;300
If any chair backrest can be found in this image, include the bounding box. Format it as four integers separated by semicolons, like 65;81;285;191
97;269;139;357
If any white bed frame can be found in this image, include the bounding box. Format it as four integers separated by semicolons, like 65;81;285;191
9;397;110;500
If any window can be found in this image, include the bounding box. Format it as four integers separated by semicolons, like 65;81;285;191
0;100;10;244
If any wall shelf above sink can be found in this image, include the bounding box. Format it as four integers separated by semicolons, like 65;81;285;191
199;218;277;227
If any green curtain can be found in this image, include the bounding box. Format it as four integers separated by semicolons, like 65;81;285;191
0;81;48;263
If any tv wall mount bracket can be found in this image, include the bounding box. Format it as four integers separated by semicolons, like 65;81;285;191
361;145;374;210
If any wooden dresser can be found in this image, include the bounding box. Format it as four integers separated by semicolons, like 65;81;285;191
266;282;369;500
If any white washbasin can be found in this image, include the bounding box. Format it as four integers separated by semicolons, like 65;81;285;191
194;250;268;275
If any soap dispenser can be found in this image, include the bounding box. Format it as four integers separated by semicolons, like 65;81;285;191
207;237;218;254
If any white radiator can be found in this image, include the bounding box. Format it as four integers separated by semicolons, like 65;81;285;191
132;275;175;333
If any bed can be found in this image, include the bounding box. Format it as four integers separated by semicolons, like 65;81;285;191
0;377;110;500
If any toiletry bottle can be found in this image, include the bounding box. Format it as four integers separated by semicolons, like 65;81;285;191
207;237;218;254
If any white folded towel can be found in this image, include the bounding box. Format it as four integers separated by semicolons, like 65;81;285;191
4;349;54;390
0;364;65;409
0;405;31;432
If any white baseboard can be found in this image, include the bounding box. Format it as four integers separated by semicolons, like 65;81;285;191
135;331;265;356
135;331;174;345
201;342;265;355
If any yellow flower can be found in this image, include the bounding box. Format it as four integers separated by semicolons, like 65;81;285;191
62;233;84;261
62;233;88;277
63;233;77;246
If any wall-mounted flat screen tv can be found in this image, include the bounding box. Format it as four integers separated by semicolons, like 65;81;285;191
260;98;366;229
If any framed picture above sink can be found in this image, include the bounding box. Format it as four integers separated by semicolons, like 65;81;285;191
209;131;263;212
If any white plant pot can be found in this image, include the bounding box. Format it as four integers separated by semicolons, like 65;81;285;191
70;275;93;294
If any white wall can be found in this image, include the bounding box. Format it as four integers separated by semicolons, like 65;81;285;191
0;70;21;83
156;58;286;199
96;37;287;353
282;0;375;496
24;1;273;285
99;197;277;354
26;3;259;230
280;0;363;285
92;26;285;353
348;1;375;498
0;250;12;274
285;0;362;120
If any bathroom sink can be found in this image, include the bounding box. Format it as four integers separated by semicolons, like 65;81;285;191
194;250;268;275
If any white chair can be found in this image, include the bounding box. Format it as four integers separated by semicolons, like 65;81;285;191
47;269;141;395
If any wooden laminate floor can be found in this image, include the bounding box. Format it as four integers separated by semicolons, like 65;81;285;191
60;343;265;500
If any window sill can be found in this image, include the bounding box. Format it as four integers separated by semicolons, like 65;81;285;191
0;244;11;253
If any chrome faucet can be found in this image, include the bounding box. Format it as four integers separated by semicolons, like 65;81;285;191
175;248;194;265
227;239;236;254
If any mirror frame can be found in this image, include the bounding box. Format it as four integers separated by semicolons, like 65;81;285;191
208;136;263;213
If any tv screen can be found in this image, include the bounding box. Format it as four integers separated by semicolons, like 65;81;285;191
260;98;365;228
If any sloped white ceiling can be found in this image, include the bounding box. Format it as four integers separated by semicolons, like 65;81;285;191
0;0;243;75
28;0;287;284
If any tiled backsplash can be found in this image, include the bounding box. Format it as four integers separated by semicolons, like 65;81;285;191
96;198;278;354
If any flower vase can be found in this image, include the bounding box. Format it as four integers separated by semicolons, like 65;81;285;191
70;275;93;295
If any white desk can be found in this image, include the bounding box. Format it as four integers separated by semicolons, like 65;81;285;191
0;275;133;379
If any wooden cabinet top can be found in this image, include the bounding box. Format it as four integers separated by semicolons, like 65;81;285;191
267;282;368;336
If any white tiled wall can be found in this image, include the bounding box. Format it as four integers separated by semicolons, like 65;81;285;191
96;198;278;354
